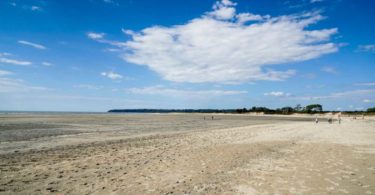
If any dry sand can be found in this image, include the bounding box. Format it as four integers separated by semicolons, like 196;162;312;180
0;113;374;194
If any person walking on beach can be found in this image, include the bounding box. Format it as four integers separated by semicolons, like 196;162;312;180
315;116;318;124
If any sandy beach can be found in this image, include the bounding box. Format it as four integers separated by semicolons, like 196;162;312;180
0;113;374;194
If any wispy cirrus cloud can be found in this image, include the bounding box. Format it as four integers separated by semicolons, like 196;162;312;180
0;67;49;93
363;99;374;103
90;0;338;84
127;85;247;97
0;52;11;56
357;44;375;52
0;77;49;93
310;0;324;3
101;71;123;80
104;48;122;52
42;62;53;66
103;0;118;5
30;6;42;11
87;32;105;40
355;82;375;86
8;2;43;11
264;91;292;97
0;53;32;66
74;84;103;90
321;66;338;74
18;40;46;50
0;58;31;66
293;89;375;101
0;70;13;76
87;32;125;47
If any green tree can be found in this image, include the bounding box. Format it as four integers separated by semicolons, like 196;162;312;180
367;107;375;112
236;108;248;113
281;107;294;114
294;104;303;112
250;107;270;112
305;104;323;113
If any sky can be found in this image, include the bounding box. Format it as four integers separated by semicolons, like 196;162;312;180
0;0;374;112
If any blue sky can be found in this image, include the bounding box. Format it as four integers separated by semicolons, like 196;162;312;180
0;0;374;112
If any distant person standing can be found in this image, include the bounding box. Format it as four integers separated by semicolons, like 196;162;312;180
315;117;318;124
338;115;341;124
212;116;214;120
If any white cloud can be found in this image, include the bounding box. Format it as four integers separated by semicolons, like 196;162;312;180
0;70;13;76
209;0;236;20
295;89;375;100
330;90;375;98
0;61;49;93
0;77;48;93
104;48;122;52
31;6;42;11
101;71;123;80
310;0;324;3
90;0;338;84
18;40;46;50
42;62;53;66
0;52;31;66
127;85;247;97
321;66;337;74
0;52;12;56
102;0;119;5
9;3;44;11
0;57;32;66
264;91;291;97
363;99;374;103
87;32;105;40
87;32;126;47
236;13;269;23
358;44;375;52
221;0;237;6
356;82;375;86
74;84;103;90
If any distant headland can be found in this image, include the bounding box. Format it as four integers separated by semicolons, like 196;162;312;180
108;109;236;113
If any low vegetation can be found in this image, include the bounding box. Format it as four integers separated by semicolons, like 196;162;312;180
109;104;375;115
235;104;375;115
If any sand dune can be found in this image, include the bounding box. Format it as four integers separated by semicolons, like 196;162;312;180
0;114;374;194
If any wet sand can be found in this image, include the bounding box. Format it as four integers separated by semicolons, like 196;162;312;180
0;113;374;194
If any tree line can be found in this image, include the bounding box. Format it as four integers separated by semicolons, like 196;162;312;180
235;104;323;114
235;104;375;114
108;105;375;114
